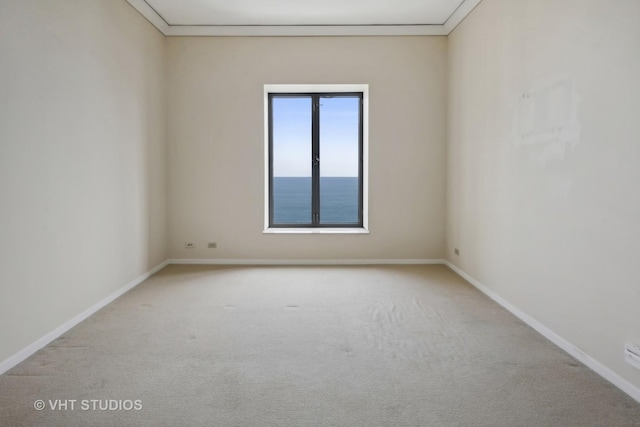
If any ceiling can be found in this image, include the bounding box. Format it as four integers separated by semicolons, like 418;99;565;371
126;0;483;36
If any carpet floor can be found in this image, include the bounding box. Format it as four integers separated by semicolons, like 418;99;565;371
1;264;639;426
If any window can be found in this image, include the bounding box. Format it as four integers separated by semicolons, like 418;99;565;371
264;85;368;233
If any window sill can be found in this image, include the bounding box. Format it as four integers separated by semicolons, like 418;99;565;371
263;228;370;234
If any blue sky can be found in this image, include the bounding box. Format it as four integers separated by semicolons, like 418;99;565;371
272;96;359;177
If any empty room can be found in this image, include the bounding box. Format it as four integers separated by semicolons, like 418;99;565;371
1;0;639;425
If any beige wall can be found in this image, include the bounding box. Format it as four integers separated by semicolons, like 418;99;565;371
0;0;167;363
167;36;447;260
4;0;637;399
447;0;640;389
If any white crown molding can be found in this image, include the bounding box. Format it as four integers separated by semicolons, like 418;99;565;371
125;0;482;37
126;0;170;34
164;25;446;37
443;0;483;34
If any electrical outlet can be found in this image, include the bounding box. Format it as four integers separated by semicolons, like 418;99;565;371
625;343;640;370
208;242;217;249
185;242;195;249
454;248;460;256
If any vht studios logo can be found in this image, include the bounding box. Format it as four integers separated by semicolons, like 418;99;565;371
34;399;143;411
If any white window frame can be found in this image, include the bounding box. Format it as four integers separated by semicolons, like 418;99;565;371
263;84;369;234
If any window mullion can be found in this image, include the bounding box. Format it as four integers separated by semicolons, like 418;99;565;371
268;94;275;227
358;94;364;226
311;95;320;225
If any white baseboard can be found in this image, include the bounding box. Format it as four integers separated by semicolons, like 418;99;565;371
444;260;640;404
0;260;169;375
167;258;446;266
5;257;638;405
0;258;435;374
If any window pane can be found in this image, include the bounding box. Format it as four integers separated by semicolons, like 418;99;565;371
272;97;312;224
319;96;360;224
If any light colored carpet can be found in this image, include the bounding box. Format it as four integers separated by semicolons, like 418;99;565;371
1;265;639;426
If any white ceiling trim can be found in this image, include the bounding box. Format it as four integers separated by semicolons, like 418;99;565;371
443;0;482;34
165;25;447;37
126;0;482;37
127;0;170;34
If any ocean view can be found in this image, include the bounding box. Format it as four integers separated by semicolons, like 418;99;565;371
273;177;359;225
